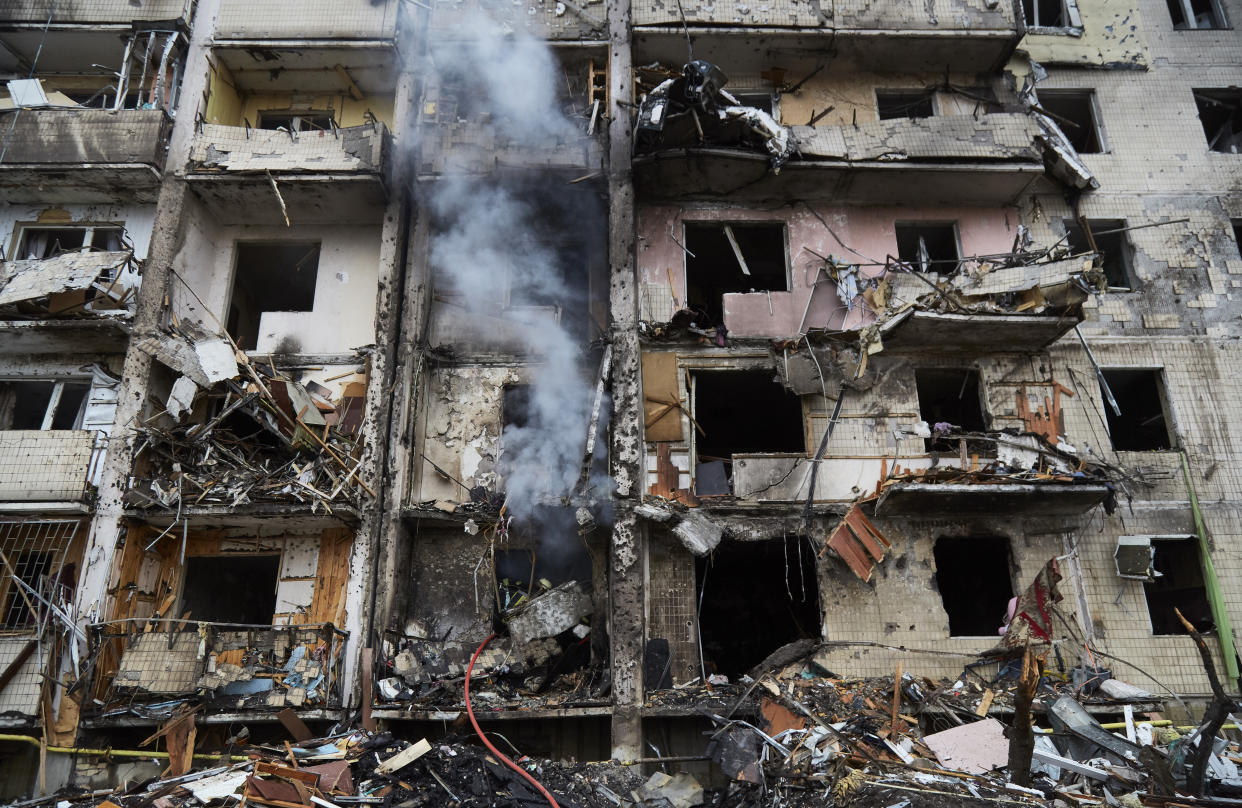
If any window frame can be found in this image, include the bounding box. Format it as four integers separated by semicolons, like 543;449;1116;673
10;222;126;261
1142;535;1214;636
1022;0;1083;32
874;89;937;121
1063;218;1134;290
893;220;962;274
1098;367;1178;452
1038;90;1107;154
1167;0;1229;29
0;378;91;431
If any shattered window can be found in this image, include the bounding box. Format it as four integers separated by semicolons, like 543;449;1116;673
181;554;280;625
1064;219;1132;289
1145;539;1213;635
256;111;336;132
933;536;1015;637
1167;0;1227;28
13;225;124;260
1194;90;1242;153
1022;0;1074;27
696;537;819;679
894;223;959;274
1038;91;1103;154
1099;369;1173;451
692;371;804;463
226;242;320;351
876;90;935;120
683;223;788;327
915;369;989;454
0;380;90;430
0;522;76;631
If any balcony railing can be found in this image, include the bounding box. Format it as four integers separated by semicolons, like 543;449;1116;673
87;621;348;719
633;0;1014;31
0;0;193;25
0;431;96;503
215;0;400;39
0;109;171;169
189;122;390;176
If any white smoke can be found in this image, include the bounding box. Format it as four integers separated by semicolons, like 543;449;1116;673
423;12;606;522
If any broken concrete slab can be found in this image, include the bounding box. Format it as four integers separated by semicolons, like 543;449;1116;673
923;717;1009;774
507;581;593;645
136;327;239;387
0;250;132;306
672;511;723;556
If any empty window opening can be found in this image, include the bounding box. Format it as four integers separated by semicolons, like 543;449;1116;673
915;369;989;454
876;90;935;120
683;223;787;327
1145;539;1213;634
934;536;1014;637
1099;369;1173;451
256;111;336;132
1194;90;1242;153
731;91;776;115
0;380;90;430
15;225;124;260
697;537;820;679
1167;0;1227;28
502;385;534;432
693;371;803;467
1023;0;1070;27
1064;219;1132;288
1232;219;1242;258
894;223;959;273
226;242;320;351
1038;91;1103;153
181;554;279;625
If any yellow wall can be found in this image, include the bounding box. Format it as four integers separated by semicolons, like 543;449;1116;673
1019;0;1149;68
205;59;244;125
204;62;393;128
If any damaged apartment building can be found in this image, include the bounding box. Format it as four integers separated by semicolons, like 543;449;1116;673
1;0;1242;799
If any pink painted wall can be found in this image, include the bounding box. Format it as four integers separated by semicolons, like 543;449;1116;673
637;204;1021;337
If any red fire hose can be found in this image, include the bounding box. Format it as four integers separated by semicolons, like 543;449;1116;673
465;633;561;808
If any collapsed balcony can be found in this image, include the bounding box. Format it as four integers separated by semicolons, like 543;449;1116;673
185;122;391;226
128;326;370;514
85;621;348;722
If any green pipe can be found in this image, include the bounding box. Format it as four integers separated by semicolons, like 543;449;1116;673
0;734;219;761
1181;450;1240;689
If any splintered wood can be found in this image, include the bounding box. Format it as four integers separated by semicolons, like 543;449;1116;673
821;503;890;582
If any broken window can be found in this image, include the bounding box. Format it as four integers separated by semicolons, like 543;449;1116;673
181;554;280;625
731;91;777;116
683;223;788;327
1038;91;1104;154
226;242;320;351
502;385;534;431
256;111;336;132
1064;219;1133;289
894;223;959;274
696;537;820;679
1167;0;1227;28
14;225;124;260
693;370;804;467
876;90;935;120
1022;0;1080;28
1;551;54;629
1145;538;1213;635
0;380;90;430
1193;90;1242;153
1099;369;1173;451
933;536;1015;637
915;369;988;453
1232;219;1242;258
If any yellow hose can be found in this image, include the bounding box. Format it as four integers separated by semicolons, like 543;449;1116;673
0;734;222;761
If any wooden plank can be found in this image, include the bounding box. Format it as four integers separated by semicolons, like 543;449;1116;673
278;708;314;742
642;352;683;441
976;688;995;717
376;739;432;774
827;528;874;582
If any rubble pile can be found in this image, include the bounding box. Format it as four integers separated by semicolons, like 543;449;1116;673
128;325;370;512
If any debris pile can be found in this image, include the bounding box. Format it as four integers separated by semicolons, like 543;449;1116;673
128;324;370;512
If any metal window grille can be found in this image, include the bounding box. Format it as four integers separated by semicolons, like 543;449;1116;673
0;520;78;632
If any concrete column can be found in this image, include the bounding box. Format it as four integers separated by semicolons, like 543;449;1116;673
339;60;417;702
74;0;222;628
606;0;644;763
